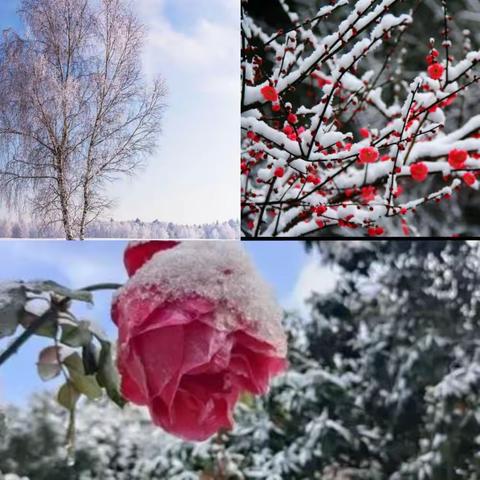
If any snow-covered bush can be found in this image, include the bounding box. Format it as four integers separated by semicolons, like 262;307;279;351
241;0;480;236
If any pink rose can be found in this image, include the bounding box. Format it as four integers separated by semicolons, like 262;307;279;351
112;241;287;441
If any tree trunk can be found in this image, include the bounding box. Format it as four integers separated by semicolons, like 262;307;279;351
79;160;93;241
79;183;88;241
56;162;73;240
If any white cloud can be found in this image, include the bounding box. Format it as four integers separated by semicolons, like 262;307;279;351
107;0;239;224
287;253;339;314
137;0;239;96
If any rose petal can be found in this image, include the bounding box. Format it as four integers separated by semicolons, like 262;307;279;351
129;326;185;400
124;241;179;277
181;321;232;375
233;330;279;356
150;373;239;441
119;362;147;405
230;344;287;394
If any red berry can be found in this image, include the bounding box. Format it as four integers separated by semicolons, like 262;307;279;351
260;85;279;102
427;63;444;80
463;172;476;186
287;113;298;124
410;162;429;182
274;167;285;178
358;146;379;164
361;186;376;203
448;149;468;169
315;205;327;216
359;128;370;138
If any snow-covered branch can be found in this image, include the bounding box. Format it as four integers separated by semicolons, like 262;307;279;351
241;0;480;237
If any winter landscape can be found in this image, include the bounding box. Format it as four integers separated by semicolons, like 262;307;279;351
241;0;480;237
1;240;480;479
0;217;240;240
0;0;239;239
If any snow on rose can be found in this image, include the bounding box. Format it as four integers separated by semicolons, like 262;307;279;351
113;241;287;441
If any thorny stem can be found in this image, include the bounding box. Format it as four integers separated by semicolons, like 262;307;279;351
0;282;122;368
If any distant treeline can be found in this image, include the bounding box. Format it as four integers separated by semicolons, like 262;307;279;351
0;218;239;239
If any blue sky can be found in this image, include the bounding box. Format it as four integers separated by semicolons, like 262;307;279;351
0;241;337;406
0;0;238;224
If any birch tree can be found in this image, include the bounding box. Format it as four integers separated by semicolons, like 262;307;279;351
0;0;166;239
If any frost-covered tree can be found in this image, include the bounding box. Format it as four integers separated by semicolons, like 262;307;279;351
0;0;166;240
0;217;240;239
241;0;480;237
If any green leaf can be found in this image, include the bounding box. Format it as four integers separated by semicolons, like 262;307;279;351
87;320;109;343
0;282;27;338
239;392;255;408
60;321;92;348
96;342;126;408
82;342;98;375
20;311;57;339
26;281;93;304
63;351;84;373
63;352;102;400
57;382;80;410
1;279;94;341
70;372;102;400
37;346;62;381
